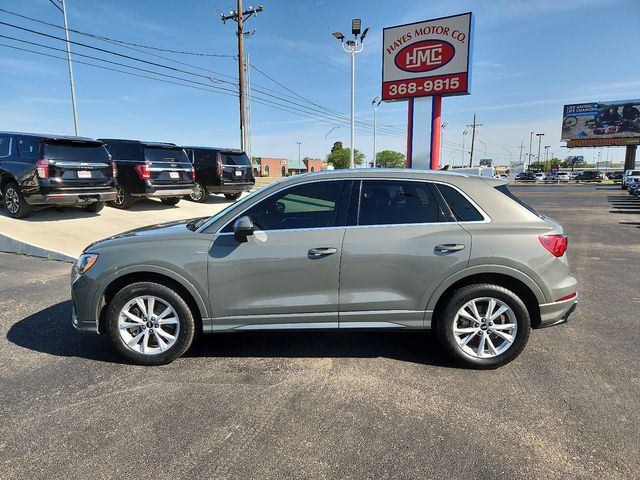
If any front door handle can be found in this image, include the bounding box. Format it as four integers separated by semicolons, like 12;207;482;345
308;247;338;257
435;244;466;253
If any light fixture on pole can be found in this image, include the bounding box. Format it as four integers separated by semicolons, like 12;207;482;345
324;125;340;160
371;96;381;168
333;19;369;169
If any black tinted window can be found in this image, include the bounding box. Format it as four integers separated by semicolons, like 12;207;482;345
43;143;110;163
144;148;189;163
107;142;143;160
358;180;444;226
17;138;39;159
222;153;250;166
231;181;343;231
436;184;484;222
0;136;9;156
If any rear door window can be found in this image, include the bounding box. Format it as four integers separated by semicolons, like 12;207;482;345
43;142;111;163
436;184;485;222
0;136;10;157
358;180;445;226
17;138;39;159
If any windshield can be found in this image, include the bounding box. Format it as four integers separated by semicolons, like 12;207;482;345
44;142;110;163
144;148;189;164
221;152;251;166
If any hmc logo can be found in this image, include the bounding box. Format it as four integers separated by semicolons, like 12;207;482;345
394;40;455;73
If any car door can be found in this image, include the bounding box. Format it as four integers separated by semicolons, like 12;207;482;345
338;179;473;328
207;179;350;330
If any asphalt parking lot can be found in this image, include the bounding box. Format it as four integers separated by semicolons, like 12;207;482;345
1;185;639;479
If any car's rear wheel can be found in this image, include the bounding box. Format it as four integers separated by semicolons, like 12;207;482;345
106;282;195;365
435;284;531;369
161;197;181;206
2;181;33;219
109;185;134;209
84;201;105;213
224;192;242;201
188;181;208;203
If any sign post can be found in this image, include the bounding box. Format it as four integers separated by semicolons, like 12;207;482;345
382;12;473;170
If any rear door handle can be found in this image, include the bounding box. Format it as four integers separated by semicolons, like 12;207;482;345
435;244;466;253
308;247;338;257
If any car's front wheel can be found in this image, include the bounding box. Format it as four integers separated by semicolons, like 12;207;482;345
435;284;531;369
106;282;195;365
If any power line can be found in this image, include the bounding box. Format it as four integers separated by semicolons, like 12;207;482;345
47;0;63;13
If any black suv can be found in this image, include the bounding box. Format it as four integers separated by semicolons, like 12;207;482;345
99;139;195;209
182;147;255;202
515;172;536;182
0;132;116;218
575;171;604;182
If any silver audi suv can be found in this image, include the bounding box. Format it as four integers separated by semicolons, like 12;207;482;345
71;170;578;368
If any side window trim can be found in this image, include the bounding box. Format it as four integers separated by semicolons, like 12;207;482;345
428;182;457;222
218;179;347;234
434;182;490;223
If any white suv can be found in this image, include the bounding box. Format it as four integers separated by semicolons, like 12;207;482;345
622;170;640;190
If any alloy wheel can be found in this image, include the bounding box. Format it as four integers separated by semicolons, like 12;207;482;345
4;187;20;214
114;187;125;205
452;297;518;359
117;295;180;355
190;183;204;201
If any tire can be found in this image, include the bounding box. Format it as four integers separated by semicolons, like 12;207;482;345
224;192;242;201
2;181;33;219
106;282;195;365
84;201;105;213
435;284;531;369
109;185;134;209
188;181;208;203
161;197;181;206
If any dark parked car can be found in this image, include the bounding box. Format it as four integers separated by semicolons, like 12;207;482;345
0;132;116;218
182;147;255;202
98;139;195;209
607;171;624;182
515;172;536;182
575;171;604;182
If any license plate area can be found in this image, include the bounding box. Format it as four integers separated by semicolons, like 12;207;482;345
234;170;243;177
77;170;91;179
169;171;180;179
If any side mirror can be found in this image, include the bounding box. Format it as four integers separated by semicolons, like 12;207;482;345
234;216;254;243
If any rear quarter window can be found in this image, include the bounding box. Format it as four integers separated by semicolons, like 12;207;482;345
17;138;40;160
494;184;543;218
0;136;10;156
436;184;485;222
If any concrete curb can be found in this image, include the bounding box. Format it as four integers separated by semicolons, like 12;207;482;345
0;233;76;263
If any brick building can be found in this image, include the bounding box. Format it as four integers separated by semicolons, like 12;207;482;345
253;157;288;177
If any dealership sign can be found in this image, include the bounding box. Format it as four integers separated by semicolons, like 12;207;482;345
382;13;473;101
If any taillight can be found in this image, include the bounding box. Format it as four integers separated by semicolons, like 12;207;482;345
134;164;151;180
539;234;568;257
216;151;223;177
35;159;49;179
111;161;118;178
191;165;196;180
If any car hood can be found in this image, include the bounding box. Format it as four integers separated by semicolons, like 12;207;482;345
84;217;206;252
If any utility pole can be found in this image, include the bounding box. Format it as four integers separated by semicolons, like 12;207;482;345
220;2;263;151
60;0;79;135
518;141;524;166
466;113;483;167
245;52;253;161
528;131;534;171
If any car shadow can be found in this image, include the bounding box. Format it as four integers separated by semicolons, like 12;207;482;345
7;301;458;368
606;194;640;223
0;204;102;221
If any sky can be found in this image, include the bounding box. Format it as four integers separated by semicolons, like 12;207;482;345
1;0;639;166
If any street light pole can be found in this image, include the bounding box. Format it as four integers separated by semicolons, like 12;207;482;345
333;20;369;169
60;0;79;135
528;131;534;171
462;130;468;167
324;125;340;160
536;133;545;166
371;96;381;167
440;123;447;167
297;141;301;163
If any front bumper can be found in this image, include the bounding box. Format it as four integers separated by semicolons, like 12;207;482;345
537;295;578;328
26;189;117;206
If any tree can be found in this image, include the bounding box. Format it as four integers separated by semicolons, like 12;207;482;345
327;143;365;169
375;150;406;168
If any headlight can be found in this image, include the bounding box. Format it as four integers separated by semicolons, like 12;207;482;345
77;253;99;274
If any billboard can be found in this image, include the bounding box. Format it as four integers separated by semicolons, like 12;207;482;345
566;155;584;165
562;99;640;140
382;13;473;101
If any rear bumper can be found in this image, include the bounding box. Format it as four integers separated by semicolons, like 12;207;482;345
25;189;117;205
537;294;578;328
209;181;255;194
133;185;195;198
